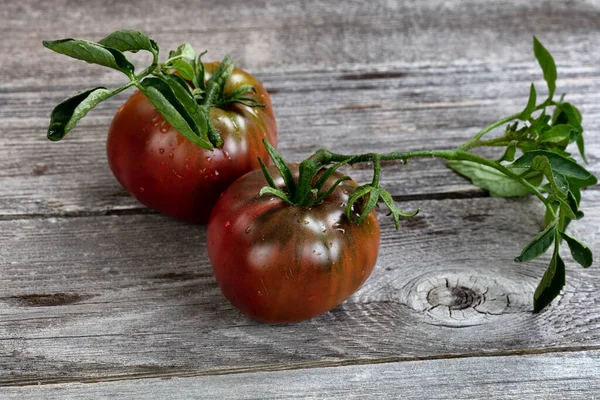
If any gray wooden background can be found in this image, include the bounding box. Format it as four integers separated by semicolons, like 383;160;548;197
1;0;599;398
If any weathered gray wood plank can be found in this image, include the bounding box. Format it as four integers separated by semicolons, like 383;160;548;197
2;0;600;78
1;192;599;385
0;0;599;217
4;350;600;399
1;63;599;217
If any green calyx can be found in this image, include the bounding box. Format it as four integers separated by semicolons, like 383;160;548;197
258;140;418;228
43;30;263;149
258;37;596;313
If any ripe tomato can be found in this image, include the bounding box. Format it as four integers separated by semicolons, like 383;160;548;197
207;164;380;323
107;63;277;223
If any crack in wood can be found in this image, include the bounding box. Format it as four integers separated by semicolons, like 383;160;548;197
3;345;600;388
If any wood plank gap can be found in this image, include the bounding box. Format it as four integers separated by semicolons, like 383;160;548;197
4;344;600;388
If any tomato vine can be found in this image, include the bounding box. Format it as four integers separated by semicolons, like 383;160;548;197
258;37;596;312
43;30;262;150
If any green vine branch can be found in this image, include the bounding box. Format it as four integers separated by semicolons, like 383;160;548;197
258;36;596;312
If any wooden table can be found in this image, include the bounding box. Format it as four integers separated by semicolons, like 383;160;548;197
2;1;600;398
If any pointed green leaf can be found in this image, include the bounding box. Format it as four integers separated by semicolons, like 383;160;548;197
346;184;373;222
520;83;537;120
258;158;277;189
194;51;207;92
533;247;566;312
515;219;557;262
554;102;586;162
447;160;542;197
314;160;351;192
533;36;557;101
499;141;518;162
48;87;112;141
43;39;134;77
138;77;212;150
174;43;195;60
160;74;209;145
98;30;158;54
262;139;296;197
169;60;195;81
566;190;584;220
539;124;572;144
512;150;597;187
561;232;593;268
315;176;352;204
378;188;419;229
259;186;294;206
530;155;568;197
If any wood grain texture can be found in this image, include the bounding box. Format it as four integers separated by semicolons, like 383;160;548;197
1;64;599;218
2;0;600;395
1;192;599;385
4;351;600;399
0;0;599;217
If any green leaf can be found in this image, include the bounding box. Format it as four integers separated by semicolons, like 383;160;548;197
520;83;537;120
561;232;593;268
378;188;419;229
258;157;277;189
512;150;597;187
160;74;209;144
194;51;208;92
138;77;213;150
259;186;294;206
447;160;542;197
170;60;195;81
314;160;351;192
173;43;195;60
98;30;158;54
48;87;112;141
533;36;557;101
515;219;557;262
539;124;572;144
315;176;352;204
43;39;134;77
530;155;568;197
566;190;584;220
533;245;565;312
262;139;296;197
498;141;518;162
346;184;374;222
554;102;586;162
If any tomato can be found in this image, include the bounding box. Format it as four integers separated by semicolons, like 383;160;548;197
207;164;380;323
106;63;277;223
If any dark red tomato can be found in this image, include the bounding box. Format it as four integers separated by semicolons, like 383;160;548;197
107;63;277;223
207;164;380;323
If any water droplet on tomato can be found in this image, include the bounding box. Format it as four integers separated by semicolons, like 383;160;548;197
245;226;251;234
214;170;219;177
169;152;174;158
225;221;231;227
159;120;171;133
151;113;161;125
159;148;165;155
139;187;145;192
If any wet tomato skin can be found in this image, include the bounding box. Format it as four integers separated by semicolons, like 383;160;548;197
106;63;277;223
207;164;380;323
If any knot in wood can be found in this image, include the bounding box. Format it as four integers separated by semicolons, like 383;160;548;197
427;285;482;310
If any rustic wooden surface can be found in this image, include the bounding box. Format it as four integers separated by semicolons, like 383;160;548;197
1;0;600;397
